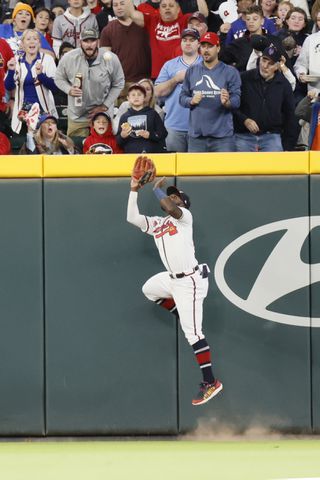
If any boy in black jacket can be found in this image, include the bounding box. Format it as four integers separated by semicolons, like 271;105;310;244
116;84;167;153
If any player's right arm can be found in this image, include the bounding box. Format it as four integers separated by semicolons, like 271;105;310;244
127;182;148;230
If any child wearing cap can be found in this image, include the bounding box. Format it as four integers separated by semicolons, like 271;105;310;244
19;111;78;154
83;111;123;154
116;83;167;153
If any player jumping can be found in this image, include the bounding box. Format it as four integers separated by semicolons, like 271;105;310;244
127;157;223;406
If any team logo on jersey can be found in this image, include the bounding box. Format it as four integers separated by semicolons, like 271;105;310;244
194;75;221;97
154;220;178;238
155;22;180;41
214;216;320;327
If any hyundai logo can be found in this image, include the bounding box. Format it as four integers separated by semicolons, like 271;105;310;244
214;216;320;327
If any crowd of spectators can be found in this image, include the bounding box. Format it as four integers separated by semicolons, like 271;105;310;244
0;0;319;155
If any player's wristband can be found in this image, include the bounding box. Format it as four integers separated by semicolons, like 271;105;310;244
154;187;166;201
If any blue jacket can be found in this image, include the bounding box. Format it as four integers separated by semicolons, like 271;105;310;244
179;60;241;138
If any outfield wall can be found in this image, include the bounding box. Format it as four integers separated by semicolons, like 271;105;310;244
0;152;319;435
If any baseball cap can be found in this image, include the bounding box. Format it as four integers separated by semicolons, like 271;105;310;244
91;110;111;123
181;28;200;40
189;11;207;24
200;32;220;46
167;186;191;209
37;114;58;129
261;44;282;63
128;83;147;96
80;28;99;41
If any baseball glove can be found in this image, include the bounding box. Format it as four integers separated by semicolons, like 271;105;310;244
131;156;156;186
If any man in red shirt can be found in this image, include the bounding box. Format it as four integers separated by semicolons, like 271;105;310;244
127;0;208;79
0;38;14;138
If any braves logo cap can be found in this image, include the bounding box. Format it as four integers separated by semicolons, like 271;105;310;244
200;32;220;46
167;186;191;209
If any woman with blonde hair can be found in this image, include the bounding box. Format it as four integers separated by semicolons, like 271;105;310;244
5;28;57;134
113;78;163;133
20;113;78;154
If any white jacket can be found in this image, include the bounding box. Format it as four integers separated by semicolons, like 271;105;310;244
11;53;58;134
294;31;320;91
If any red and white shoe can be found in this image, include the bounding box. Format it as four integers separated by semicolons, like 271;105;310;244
192;379;223;406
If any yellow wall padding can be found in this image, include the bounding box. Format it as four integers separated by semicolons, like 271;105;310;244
0;155;43;177
309;151;320;173
43;153;176;177
176;151;310;175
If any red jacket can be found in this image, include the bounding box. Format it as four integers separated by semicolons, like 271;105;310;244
0;132;11;155
0;39;14;113
83;123;123;154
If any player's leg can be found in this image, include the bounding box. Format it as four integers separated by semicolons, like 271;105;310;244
142;272;178;317
172;274;223;405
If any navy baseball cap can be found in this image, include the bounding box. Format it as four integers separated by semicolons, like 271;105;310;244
181;28;200;40
37;114;58;129
167;186;191;209
262;44;282;63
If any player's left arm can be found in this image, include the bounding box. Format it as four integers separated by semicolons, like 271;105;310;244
153;177;183;220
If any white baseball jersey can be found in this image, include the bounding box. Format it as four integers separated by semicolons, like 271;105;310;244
143;208;198;274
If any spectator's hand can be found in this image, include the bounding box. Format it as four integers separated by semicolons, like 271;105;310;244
244;118;260;134
299;74;308;83
220;22;231;34
121;122;132;138
308;89;319;100
69;86;83;97
279;56;288;73
88;105;108;119
220;88;230;106
136;130;150;139
190;91;202;105
35;61;43;75
7;57;16;71
174;70;186;84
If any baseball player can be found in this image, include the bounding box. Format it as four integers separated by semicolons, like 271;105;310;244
127;166;223;406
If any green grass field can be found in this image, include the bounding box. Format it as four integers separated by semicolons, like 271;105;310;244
0;439;320;480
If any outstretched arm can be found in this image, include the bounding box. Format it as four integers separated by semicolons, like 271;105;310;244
126;0;145;27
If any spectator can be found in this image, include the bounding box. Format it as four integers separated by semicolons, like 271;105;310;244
51;0;98;58
51;3;66;17
126;0;209;79
0;38;14;137
0;130;11;154
96;0;116;32
100;0;151;102
258;0;278;25
234;44;296;151
5;29;58;133
220;5;270;71
87;0;102;14
116;83;167;153
179;31;241;152
0;2;54;55
275;0;294;29
294;11;320;92
20;113;78;153
274;7;308;65
113;78;164;132
295;89;319;148
35;7;53;46
173;11;207;56
83;111;123;153
55;27;125;137
223;0;277;45
155;28;202;152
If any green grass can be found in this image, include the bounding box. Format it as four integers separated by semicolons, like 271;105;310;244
0;440;319;480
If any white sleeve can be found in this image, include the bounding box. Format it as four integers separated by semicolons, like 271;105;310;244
282;68;296;91
294;38;309;77
127;191;148;230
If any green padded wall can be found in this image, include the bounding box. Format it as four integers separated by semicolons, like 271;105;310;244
0;180;44;435
44;178;177;434
177;176;311;433
310;175;320;431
